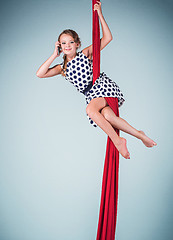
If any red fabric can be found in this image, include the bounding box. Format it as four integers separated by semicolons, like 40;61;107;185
92;1;120;239
92;0;100;84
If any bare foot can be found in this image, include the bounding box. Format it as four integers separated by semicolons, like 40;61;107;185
115;137;130;159
139;131;157;147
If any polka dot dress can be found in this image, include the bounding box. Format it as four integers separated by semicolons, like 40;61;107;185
60;50;125;127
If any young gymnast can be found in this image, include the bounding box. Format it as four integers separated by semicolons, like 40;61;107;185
36;1;157;159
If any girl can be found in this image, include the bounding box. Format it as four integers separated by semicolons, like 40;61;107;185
36;1;157;159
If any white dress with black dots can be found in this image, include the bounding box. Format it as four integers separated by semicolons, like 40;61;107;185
60;50;125;128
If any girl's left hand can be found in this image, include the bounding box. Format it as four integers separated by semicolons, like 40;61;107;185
94;1;102;16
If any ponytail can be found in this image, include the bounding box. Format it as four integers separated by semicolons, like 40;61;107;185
61;54;68;77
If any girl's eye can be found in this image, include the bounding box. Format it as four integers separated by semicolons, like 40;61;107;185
61;42;74;44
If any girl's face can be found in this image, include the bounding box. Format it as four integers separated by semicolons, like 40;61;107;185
59;34;79;55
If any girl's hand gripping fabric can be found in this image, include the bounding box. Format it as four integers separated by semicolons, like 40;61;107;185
94;1;102;16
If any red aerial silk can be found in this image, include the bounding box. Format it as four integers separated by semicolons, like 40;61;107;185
92;1;120;239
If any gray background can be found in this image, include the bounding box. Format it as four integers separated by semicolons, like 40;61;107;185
0;0;172;239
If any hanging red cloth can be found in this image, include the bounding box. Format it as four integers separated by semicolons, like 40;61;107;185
92;1;120;239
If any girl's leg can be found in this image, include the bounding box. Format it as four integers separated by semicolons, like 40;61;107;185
86;97;130;159
100;105;157;147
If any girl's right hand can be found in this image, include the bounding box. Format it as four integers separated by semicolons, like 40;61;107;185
53;41;62;57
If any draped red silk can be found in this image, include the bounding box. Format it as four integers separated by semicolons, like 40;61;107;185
92;1;119;239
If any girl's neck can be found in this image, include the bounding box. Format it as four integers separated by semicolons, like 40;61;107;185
66;52;77;62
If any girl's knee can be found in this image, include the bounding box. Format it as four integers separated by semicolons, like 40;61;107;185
101;106;113;121
86;104;96;118
86;97;108;117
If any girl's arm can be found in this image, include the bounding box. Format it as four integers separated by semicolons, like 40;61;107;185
82;1;112;58
36;41;62;78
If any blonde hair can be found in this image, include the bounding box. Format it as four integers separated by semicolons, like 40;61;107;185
58;29;81;77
